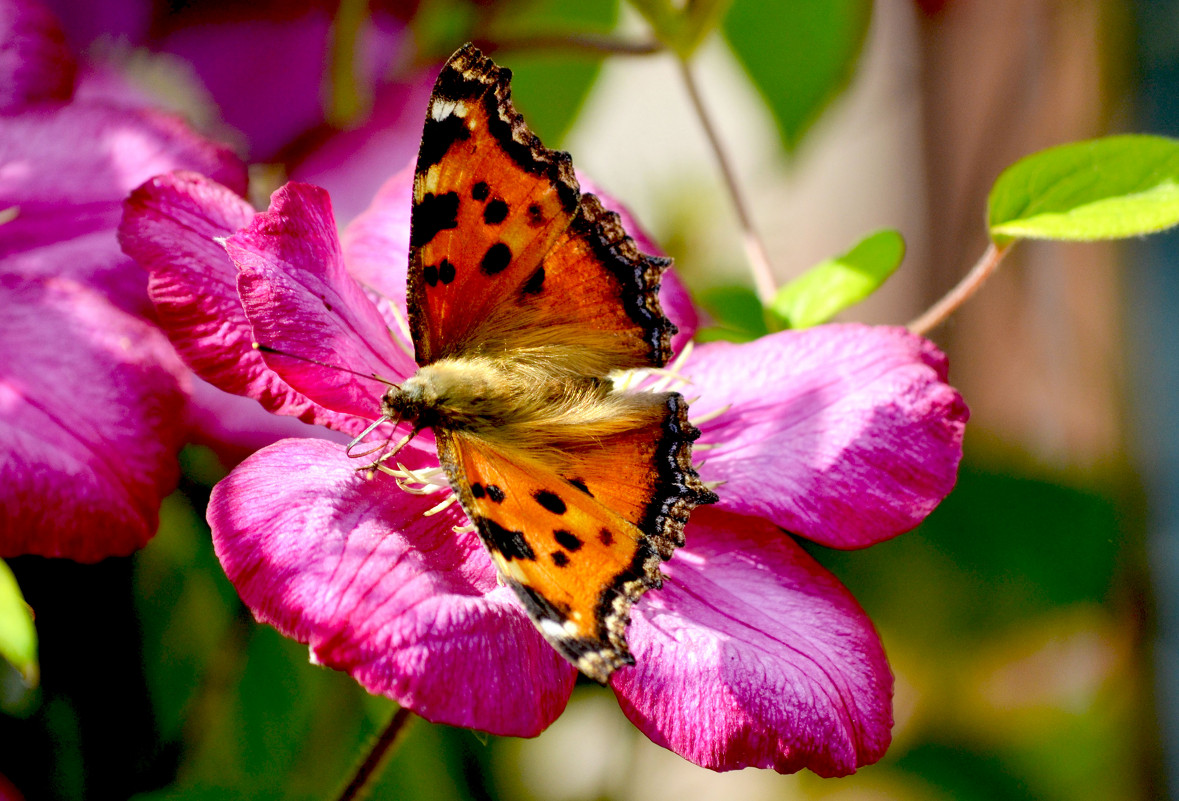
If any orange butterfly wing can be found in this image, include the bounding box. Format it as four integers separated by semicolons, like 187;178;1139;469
408;44;674;372
435;393;709;682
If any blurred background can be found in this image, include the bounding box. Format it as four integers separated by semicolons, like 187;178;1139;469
3;0;1177;798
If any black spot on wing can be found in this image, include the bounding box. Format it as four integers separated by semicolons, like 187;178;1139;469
418;112;470;170
480;242;512;275
551;551;570;567
470;482;485;499
568;478;593;497
553;530;582;552
412;191;459;247
483;518;535;561
472;181;489;201
521;266;545;296
486;484;505;503
534;490;566;515
438;259;456;285
423;264;439;287
526;203;545;227
598;528;614;546
483;198;509;225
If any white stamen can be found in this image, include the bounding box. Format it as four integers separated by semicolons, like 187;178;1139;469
614;341;696;393
359;281;414;355
423;495;458;516
689;403;730;427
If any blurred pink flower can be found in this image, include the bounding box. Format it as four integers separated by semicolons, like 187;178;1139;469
41;0;424;168
121;169;967;775
0;0;257;558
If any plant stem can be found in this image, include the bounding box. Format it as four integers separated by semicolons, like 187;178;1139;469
333;707;415;801
907;241;1012;335
477;33;664;57
676;57;778;304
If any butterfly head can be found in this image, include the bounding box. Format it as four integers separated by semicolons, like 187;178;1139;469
381;358;514;434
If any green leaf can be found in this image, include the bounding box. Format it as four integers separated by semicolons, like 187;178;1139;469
769;229;904;329
988;135;1179;242
723;0;872;149
0;560;37;686
696;284;768;342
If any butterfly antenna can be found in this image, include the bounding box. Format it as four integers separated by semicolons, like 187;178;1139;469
345;412;400;460
253;342;397;387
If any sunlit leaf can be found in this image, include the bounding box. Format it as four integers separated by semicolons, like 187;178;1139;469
696;284;767;342
0;560;36;687
723;0;872;149
769;229;904;329
988;135;1179;242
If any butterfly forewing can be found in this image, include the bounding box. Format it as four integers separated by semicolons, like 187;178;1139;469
409;45;675;371
409;45;580;365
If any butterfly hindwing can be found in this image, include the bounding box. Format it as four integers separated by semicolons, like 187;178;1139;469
434;393;715;683
409;44;674;372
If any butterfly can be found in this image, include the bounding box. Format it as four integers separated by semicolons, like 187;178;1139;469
381;43;716;683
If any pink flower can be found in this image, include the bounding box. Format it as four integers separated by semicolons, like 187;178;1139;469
120;168;967;775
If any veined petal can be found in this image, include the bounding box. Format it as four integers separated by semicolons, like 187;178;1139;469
340;164;413;338
209;437;577;735
0;0;76;110
228;182;417;420
119;171;364;435
612;508;893;776
0;275;187;560
687;324;967;549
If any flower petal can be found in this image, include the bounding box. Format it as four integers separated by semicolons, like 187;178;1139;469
0;275;187;560
228;182;417;420
612;507;893;776
339;164;412;316
119;171;363;435
688;324;968;549
185;375;344;467
0;102;247;313
209;437;577;735
0;0;76;110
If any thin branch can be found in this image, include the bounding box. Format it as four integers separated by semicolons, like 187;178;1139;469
676;57;777;304
475;33;664;57
333;707;415;801
907;241;1013;335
